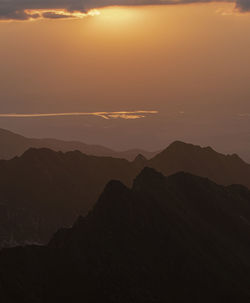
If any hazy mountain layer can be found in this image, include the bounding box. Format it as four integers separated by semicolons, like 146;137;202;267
1;140;250;247
0;128;157;161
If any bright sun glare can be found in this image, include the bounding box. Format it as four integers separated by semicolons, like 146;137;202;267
98;7;142;21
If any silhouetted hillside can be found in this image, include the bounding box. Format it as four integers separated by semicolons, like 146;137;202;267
0;128;156;160
149;141;250;188
1;141;250;247
1;169;250;302
0;148;142;247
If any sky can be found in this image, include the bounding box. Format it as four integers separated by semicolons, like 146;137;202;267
0;1;250;159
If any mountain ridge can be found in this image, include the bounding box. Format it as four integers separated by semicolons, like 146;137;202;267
0;127;157;161
148;140;250;187
1;169;250;302
1;140;250;247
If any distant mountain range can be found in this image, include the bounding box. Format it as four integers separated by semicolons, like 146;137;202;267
0;128;157;161
0;140;250;248
1;168;250;302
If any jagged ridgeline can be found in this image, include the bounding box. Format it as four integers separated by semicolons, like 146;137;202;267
1;168;250;302
1;141;250;247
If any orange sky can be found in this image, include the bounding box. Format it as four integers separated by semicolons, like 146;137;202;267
0;3;250;157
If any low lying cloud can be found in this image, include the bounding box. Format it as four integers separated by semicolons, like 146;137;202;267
0;110;158;120
0;0;249;21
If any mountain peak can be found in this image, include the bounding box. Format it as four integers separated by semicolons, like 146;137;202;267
165;141;215;154
151;141;237;164
137;167;164;180
92;180;130;213
22;147;60;159
102;179;129;195
133;167;165;190
168;140;188;147
133;153;147;162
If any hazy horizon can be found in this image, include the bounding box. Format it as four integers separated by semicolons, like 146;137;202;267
1;2;250;156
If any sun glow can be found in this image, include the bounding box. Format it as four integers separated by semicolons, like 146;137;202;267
82;6;149;36
87;10;101;17
97;6;144;23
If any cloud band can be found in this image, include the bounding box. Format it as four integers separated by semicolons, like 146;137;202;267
0;0;249;21
0;110;159;120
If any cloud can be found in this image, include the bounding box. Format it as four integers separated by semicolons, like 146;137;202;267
41;11;73;19
236;0;250;11
0;0;249;21
0;110;158;120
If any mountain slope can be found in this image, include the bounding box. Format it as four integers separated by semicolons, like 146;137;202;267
2;140;250;247
1;168;250;302
0;128;156;160
0;148;142;247
148;140;250;188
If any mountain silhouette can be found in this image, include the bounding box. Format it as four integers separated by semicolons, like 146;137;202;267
0;127;157;161
148;140;250;187
1;140;250;247
1;168;250;302
0;148;141;247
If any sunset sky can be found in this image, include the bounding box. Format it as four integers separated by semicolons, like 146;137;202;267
1;1;250;158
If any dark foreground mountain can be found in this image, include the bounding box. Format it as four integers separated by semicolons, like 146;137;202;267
0;128;157;160
1;168;250;302
1;140;250;247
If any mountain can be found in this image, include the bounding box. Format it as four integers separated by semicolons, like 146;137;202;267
1;141;250;247
0;148;142;247
0;128;157;161
148;140;250;188
1;168;250;302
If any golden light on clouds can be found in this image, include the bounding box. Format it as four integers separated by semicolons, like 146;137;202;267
2;2;248;23
0;8;101;22
0;5;146;23
28;8;101;19
1;1;250;23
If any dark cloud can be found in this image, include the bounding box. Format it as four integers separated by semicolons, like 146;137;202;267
0;0;249;21
42;11;73;18
236;0;250;11
0;0;88;20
